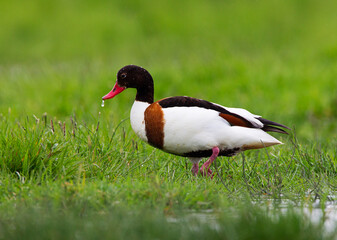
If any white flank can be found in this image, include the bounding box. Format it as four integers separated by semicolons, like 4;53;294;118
162;106;280;155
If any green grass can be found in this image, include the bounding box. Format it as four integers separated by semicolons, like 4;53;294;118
1;0;337;239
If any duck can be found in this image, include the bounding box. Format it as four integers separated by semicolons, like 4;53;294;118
102;65;289;177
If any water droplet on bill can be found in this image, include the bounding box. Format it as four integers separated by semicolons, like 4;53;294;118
101;100;105;107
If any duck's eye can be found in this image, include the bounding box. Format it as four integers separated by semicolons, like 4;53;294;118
121;73;127;79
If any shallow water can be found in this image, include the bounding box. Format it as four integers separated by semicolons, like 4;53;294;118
167;198;337;234
265;197;337;234
298;200;337;234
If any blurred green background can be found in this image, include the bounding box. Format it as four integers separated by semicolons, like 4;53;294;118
1;0;337;140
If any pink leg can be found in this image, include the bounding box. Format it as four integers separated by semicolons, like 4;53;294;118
191;162;199;176
200;147;220;178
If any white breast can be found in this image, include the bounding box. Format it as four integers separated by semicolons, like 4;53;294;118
130;101;149;142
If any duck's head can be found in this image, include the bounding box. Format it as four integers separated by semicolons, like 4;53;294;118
102;65;154;103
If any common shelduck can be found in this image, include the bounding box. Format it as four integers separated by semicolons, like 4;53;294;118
102;65;289;177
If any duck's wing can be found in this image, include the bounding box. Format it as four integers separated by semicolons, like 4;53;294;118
158;96;289;134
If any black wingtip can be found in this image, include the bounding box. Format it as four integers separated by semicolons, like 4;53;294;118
262;126;289;134
257;117;291;129
256;117;290;134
